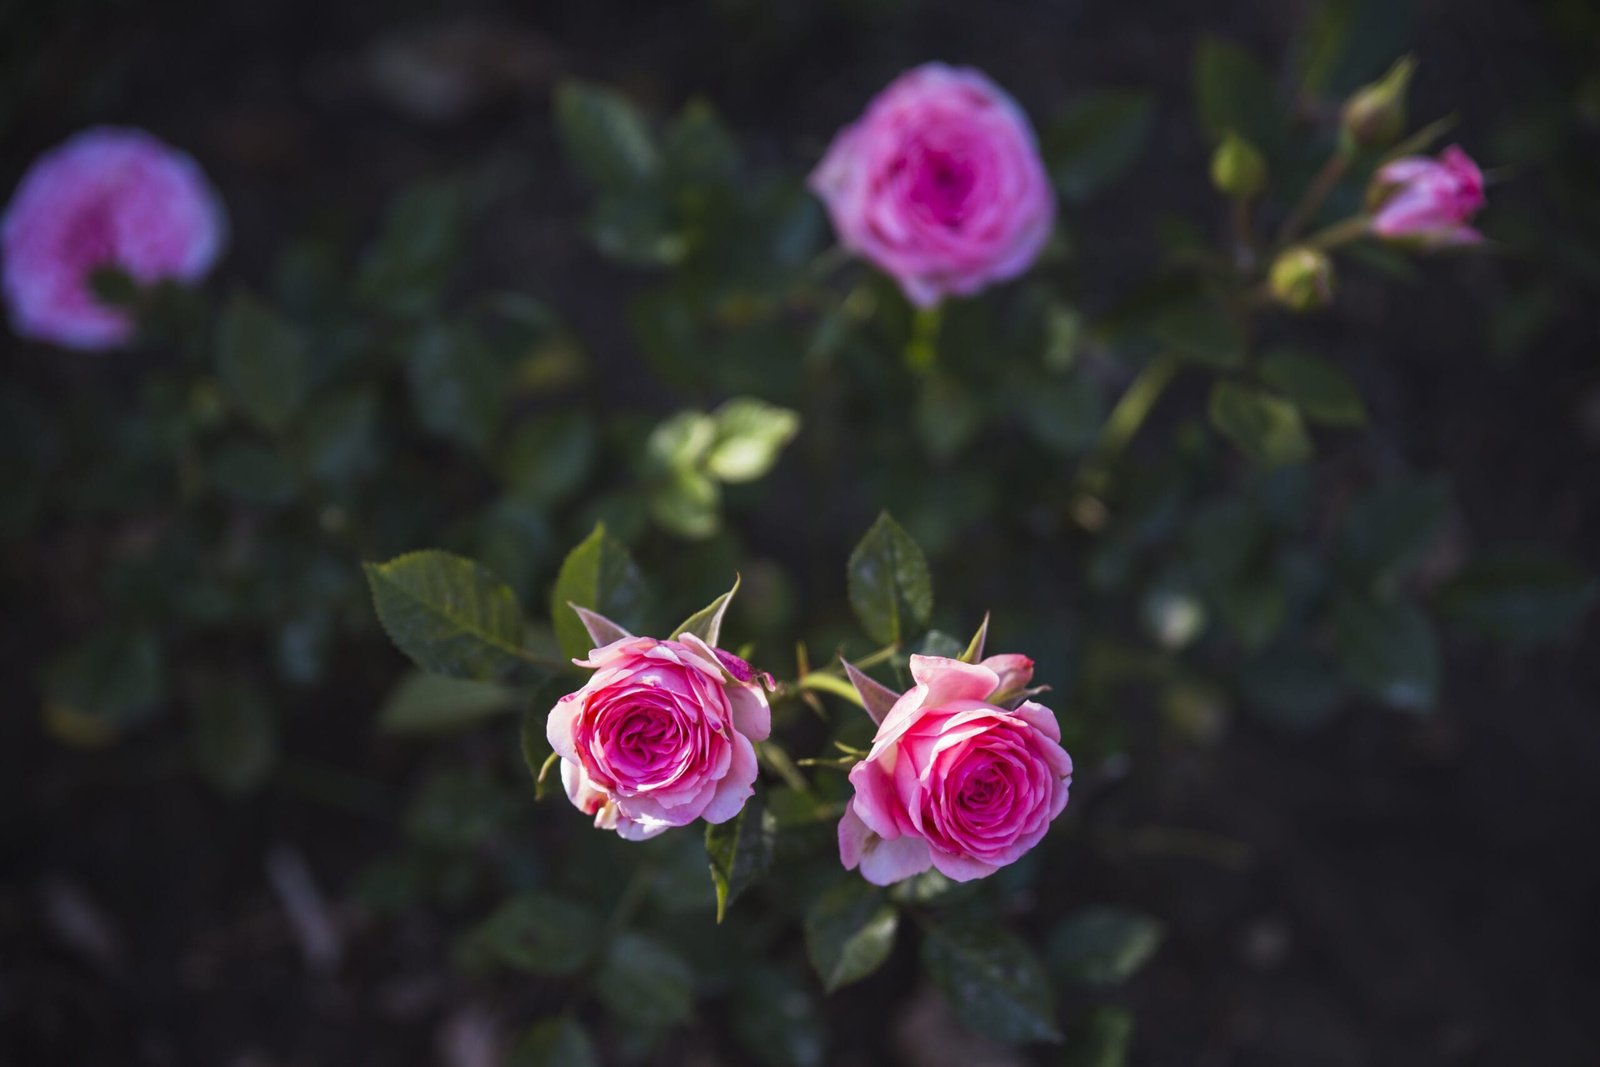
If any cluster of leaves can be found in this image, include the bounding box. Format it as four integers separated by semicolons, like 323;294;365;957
365;509;1171;1059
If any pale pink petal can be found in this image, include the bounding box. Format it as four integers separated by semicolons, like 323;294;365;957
858;833;934;886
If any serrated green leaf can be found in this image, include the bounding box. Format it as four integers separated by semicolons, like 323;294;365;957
1047;907;1165;988
364;550;531;681
651;465;722;540
1332;595;1439;711
706;791;775;922
595;932;694;1026
1209;382;1312;467
550;524;648;661
377;671;518;735
804;879;898;994
1437;552;1596;644
215;292;308;434
555;81;659;191
922;919;1060;1044
847;511;933;646
1258;350;1366;426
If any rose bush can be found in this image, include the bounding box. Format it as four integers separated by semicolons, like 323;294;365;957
839;653;1073;885
2;126;225;350
809;62;1055;307
548;623;772;840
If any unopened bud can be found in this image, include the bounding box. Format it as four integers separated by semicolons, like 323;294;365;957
1341;56;1416;151
1210;131;1267;200
1269;247;1335;312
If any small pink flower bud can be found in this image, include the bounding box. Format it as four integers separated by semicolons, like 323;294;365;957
1368;145;1486;248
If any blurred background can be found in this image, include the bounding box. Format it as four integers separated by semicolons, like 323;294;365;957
3;1;1599;1064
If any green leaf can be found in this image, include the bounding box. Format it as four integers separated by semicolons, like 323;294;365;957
1043;90;1156;201
650;466;722;540
1062;1006;1135;1067
1193;36;1281;149
510;1018;599;1067
471;893;600;976
500;413;597;506
187;673;278;795
1209;382;1313;467
377;670;519;735
1332;595;1440;711
550;524;648;662
662;97;740;188
301;388;379;488
646;411;717;473
554;81;659;192
1437;552;1595;644
674;574;740;648
804;879;898;994
364;550;531;681
215;292;308;434
1240;647;1344;730
1258;350;1366;426
1338;477;1451;585
595;932;695;1026
922;918;1061;1044
706;398;800;483
1018;373;1105;456
404;323;502;453
705;791;775;922
847;511;934;646
1151;299;1245;369
356;180;467;318
730;967;825;1067
1047;907;1165;988
42;629;165;744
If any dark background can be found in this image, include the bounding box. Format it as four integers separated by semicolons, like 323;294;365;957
3;1;1598;1064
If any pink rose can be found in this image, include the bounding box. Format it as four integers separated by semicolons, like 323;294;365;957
839;654;1072;885
810;63;1055;308
548;630;771;840
1369;145;1485;247
2;127;226;351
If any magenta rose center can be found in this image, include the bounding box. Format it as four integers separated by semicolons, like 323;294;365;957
590;692;696;788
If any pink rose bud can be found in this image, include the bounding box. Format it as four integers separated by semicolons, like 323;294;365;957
547;631;771;840
2;127;226;351
838;654;1073;885
1368;145;1486;248
809;63;1055;308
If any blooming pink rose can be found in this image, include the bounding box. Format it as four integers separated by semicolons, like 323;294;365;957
2;127;226;351
1369;145;1485;247
809;63;1055;308
839;654;1072;885
548;631;771;840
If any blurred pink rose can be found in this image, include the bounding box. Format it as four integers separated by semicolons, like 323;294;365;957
1369;145;1485;247
2;127;226;351
810;63;1055;308
838;654;1072;885
547;631;771;840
